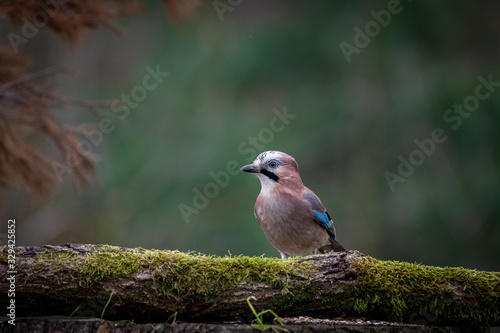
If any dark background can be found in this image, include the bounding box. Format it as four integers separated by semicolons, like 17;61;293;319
2;1;499;271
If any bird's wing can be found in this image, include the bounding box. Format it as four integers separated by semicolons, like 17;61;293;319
303;190;336;237
303;189;346;251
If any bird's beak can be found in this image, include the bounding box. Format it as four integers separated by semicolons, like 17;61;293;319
240;164;260;173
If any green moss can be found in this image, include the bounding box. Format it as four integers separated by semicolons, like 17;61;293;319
0;247;8;262
80;245;143;286
6;245;500;325
350;255;500;325
32;250;80;273
281;289;313;310
28;245;314;302
147;250;303;298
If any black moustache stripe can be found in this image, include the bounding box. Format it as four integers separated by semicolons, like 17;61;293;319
260;169;279;182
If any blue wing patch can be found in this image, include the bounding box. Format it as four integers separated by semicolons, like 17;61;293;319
313;210;331;229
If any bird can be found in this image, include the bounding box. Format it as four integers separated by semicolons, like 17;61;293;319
240;150;346;259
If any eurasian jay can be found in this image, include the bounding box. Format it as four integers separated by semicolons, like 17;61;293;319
241;151;346;259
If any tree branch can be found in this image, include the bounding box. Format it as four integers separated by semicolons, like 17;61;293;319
0;244;498;329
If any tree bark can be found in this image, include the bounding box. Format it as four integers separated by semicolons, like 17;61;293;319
0;317;461;333
0;244;498;329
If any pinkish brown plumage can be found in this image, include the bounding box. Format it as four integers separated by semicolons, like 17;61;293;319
241;151;346;259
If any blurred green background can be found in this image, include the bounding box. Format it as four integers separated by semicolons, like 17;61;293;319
2;1;499;271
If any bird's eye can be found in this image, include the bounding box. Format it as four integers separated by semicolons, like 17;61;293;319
268;160;279;168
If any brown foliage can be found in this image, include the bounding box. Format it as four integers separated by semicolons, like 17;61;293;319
0;48;105;197
162;0;203;23
0;0;203;203
0;0;146;43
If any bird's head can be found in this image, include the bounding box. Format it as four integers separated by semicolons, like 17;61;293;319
240;151;303;192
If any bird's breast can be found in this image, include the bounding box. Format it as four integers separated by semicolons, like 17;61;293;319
254;192;328;256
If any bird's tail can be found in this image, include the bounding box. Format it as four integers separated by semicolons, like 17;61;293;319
319;237;346;253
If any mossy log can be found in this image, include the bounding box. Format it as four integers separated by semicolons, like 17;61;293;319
0;244;498;329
